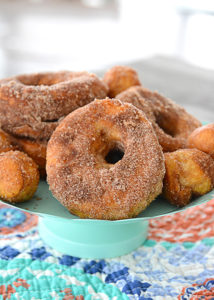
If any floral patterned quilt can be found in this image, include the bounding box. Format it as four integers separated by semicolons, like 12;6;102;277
1;197;214;300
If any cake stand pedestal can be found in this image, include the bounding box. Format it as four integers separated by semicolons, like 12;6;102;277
38;216;148;258
1;180;213;259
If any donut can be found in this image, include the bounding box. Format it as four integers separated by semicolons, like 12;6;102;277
163;149;214;207
16;138;47;177
103;66;141;98
0;129;19;154
0;71;108;140
47;98;165;220
187;123;214;159
117;86;201;152
0;151;39;203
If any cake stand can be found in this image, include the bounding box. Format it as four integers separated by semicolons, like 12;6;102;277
1;180;213;259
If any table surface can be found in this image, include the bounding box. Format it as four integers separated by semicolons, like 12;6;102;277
0;57;214;300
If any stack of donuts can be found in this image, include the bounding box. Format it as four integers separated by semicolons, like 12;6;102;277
0;66;213;220
0;71;108;203
0;71;108;176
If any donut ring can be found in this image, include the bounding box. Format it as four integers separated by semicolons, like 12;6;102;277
16;138;47;177
0;71;108;140
47;98;165;220
117;86;201;152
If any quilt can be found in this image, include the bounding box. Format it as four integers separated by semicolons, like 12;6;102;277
0;197;214;300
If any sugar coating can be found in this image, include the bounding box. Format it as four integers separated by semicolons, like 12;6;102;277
0;150;39;203
163;149;214;206
16;138;47;177
0;129;18;153
46;98;165;220
0;71;108;140
103;65;141;97
117;86;201;152
187;123;214;159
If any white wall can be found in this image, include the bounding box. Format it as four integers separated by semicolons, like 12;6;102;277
0;0;213;77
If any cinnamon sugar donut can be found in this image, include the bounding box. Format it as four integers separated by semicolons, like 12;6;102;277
117;86;201;152
0;71;108;140
16;138;47;177
103;66;141;98
47;98;165;220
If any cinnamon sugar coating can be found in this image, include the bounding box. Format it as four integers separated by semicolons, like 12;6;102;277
187;123;214;159
163;149;214;207
16;138;47;177
0;71;108;140
117;86;201;152
47;98;165;220
0;129;19;154
0;129;47;176
0;150;39;203
103;66;141;98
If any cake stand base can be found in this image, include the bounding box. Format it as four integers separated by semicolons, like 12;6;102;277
38;217;148;259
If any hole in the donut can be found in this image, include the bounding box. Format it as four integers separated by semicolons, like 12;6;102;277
17;75;66;86
43;119;59;123
155;116;176;137
105;147;124;164
159;125;175;137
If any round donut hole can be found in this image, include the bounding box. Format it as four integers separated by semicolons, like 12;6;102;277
18;75;64;86
156;117;176;137
105;147;124;164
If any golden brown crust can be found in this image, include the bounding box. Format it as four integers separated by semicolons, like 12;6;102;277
187;123;214;159
16;138;47;177
163;149;214;206
103;66;141;98
117;86;201;152
0;129;19;153
0;150;39;203
0;71;108;140
46;98;165;220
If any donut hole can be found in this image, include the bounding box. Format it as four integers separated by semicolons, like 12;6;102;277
17;74;66;86
43;118;59;123
155;115;176;137
105;147;124;164
91;126;125;167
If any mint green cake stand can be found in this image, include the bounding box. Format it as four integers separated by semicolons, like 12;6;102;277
1;180;214;259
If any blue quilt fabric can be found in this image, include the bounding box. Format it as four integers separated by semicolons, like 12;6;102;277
1;198;214;300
